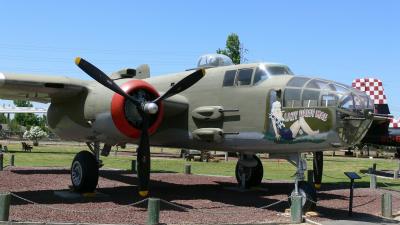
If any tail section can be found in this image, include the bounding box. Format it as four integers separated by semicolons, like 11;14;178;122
352;78;390;114
390;118;399;129
352;78;400;151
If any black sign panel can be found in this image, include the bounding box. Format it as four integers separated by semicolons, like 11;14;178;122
344;172;361;180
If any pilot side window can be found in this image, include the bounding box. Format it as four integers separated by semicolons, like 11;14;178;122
284;88;302;108
222;70;237;86
236;69;253;86
253;67;269;85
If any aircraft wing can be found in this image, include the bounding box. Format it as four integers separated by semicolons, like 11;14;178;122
0;72;88;103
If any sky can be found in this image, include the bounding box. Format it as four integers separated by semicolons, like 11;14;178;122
0;1;399;115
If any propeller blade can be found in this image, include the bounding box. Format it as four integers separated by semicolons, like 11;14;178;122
136;113;151;197
75;57;141;107
153;69;205;103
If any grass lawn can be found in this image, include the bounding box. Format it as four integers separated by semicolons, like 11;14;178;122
1;143;400;191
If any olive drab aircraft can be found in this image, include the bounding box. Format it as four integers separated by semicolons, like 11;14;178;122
0;54;391;210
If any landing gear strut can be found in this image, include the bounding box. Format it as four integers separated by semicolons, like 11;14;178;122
287;153;317;211
70;142;101;193
313;151;323;190
235;154;263;188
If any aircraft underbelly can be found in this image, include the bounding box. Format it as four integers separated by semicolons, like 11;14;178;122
148;127;341;153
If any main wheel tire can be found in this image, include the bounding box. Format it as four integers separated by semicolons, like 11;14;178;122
289;181;317;212
71;151;99;193
235;155;263;188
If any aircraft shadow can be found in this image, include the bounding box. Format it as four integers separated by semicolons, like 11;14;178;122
11;168;177;176
9;170;290;213
315;205;399;224
8;169;398;222
4;150;78;155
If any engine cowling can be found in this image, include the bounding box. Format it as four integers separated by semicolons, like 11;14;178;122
111;79;164;139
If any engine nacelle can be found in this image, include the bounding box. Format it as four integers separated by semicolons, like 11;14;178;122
48;79;163;143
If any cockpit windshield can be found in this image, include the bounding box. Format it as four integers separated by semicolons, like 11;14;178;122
253;64;294;85
267;66;293;75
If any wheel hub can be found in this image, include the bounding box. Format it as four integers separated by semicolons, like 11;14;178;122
238;165;253;182
71;161;83;186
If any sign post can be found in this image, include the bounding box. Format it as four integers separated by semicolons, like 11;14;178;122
344;172;361;217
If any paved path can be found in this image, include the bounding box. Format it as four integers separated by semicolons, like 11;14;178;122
322;218;400;225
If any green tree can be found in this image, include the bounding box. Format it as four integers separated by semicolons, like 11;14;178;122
0;114;7;124
216;33;248;64
13;100;39;129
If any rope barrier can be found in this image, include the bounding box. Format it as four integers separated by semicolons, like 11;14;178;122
10;192;148;213
159;199;191;211
322;174;344;180
259;197;289;209
10;191;292;216
376;184;400;201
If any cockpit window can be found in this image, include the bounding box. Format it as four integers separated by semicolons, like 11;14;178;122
306;80;333;90
331;84;350;99
222;70;236;86
353;94;369;110
284;88;302;107
302;90;319;107
321;94;338;107
287;77;310;87
236;69;253;86
340;95;354;109
253;67;269;85
267;66;293;75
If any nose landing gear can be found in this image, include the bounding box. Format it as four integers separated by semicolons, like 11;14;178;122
288;153;317;211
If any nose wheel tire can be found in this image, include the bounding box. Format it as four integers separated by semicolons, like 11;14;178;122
289;181;317;212
71;151;99;193
235;155;263;188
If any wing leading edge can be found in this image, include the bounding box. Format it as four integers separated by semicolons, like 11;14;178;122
0;72;88;103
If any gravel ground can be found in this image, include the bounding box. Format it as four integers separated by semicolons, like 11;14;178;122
0;167;399;225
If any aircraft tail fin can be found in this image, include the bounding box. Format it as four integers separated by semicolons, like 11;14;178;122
390;118;399;129
352;78;390;114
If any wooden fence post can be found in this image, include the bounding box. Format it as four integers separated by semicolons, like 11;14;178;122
147;198;160;225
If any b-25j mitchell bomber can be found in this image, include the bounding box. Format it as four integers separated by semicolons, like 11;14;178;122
0;54;389;210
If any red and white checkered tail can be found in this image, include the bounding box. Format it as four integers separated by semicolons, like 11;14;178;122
390;118;400;129
352;78;390;115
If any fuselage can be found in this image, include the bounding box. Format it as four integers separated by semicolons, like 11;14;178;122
48;62;374;154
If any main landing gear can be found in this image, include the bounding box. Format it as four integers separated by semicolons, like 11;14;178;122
235;154;263;189
70;142;102;193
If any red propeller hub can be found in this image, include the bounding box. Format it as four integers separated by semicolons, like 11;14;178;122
111;80;164;138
